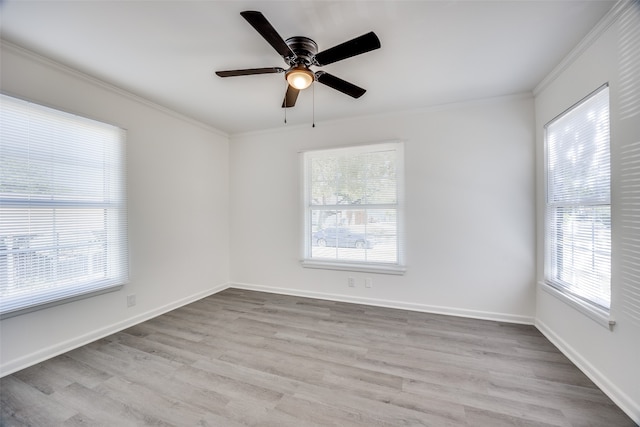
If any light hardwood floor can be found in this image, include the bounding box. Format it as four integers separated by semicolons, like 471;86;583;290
1;288;636;426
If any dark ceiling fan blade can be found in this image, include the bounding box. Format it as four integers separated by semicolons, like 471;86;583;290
315;72;366;98
282;85;300;108
240;11;295;58
215;67;284;77
314;32;381;66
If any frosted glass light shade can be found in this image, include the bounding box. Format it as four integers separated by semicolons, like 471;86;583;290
286;67;314;90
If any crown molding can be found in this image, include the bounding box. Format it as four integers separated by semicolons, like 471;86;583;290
231;91;533;139
533;0;635;96
0;39;228;138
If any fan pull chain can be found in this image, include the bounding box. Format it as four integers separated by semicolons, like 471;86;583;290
284;81;288;124
312;80;315;128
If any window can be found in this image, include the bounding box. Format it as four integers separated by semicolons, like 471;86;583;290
301;142;405;274
544;85;610;311
0;94;128;318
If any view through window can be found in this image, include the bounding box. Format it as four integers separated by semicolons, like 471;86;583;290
545;85;611;310
302;142;404;272
0;94;128;318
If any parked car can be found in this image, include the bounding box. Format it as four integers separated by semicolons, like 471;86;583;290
312;227;374;249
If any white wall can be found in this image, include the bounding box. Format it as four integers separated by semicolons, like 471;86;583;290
534;2;640;422
0;42;230;375
230;95;536;323
1;4;636;420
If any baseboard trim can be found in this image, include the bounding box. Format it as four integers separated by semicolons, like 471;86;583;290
0;282;231;377
230;282;535;325
535;319;640;425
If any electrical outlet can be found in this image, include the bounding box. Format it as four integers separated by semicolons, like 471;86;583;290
127;294;136;307
365;278;373;288
348;277;356;287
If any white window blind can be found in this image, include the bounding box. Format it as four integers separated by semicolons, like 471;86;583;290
0;94;128;318
618;0;640;326
544;85;611;310
620;141;640;325
302;142;404;274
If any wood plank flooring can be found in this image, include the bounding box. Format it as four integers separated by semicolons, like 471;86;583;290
1;288;635;426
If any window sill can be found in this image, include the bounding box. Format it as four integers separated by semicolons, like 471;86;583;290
301;259;406;275
0;283;124;320
538;281;615;330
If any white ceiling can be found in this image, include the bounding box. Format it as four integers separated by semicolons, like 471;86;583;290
1;0;615;135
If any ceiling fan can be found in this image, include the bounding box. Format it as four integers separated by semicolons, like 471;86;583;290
215;11;381;108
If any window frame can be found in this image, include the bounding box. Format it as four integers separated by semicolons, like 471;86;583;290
300;141;406;275
543;84;611;321
0;94;128;319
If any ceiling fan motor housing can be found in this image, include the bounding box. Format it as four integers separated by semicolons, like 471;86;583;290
285;36;318;66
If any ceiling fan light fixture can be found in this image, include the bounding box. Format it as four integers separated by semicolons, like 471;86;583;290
215;11;381;109
286;66;314;90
